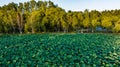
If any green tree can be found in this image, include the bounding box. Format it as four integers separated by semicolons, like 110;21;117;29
66;11;73;32
91;19;100;32
61;13;69;33
1;0;120;33
113;19;120;33
0;9;4;33
83;9;90;28
101;16;113;30
72;15;79;31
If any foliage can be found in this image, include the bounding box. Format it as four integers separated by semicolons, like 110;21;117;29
0;0;120;33
0;34;120;66
113;19;120;32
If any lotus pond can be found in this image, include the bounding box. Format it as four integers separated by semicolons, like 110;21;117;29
0;33;120;67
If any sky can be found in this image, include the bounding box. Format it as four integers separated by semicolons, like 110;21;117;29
0;0;120;11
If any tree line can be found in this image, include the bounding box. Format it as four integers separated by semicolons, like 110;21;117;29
0;0;120;34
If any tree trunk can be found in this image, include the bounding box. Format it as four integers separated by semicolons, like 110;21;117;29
20;13;23;34
64;28;67;33
11;22;15;34
20;28;22;34
17;12;23;34
12;27;15;34
57;23;60;32
32;27;35;33
81;29;83;33
92;28;94;33
64;29;66;33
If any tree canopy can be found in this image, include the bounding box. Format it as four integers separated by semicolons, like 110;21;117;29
0;0;120;33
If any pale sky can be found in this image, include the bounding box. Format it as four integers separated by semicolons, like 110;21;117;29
0;0;120;11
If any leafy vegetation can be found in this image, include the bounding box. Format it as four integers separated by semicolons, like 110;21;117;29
0;33;120;66
0;0;120;33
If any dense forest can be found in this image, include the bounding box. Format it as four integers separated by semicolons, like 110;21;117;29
0;0;120;34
